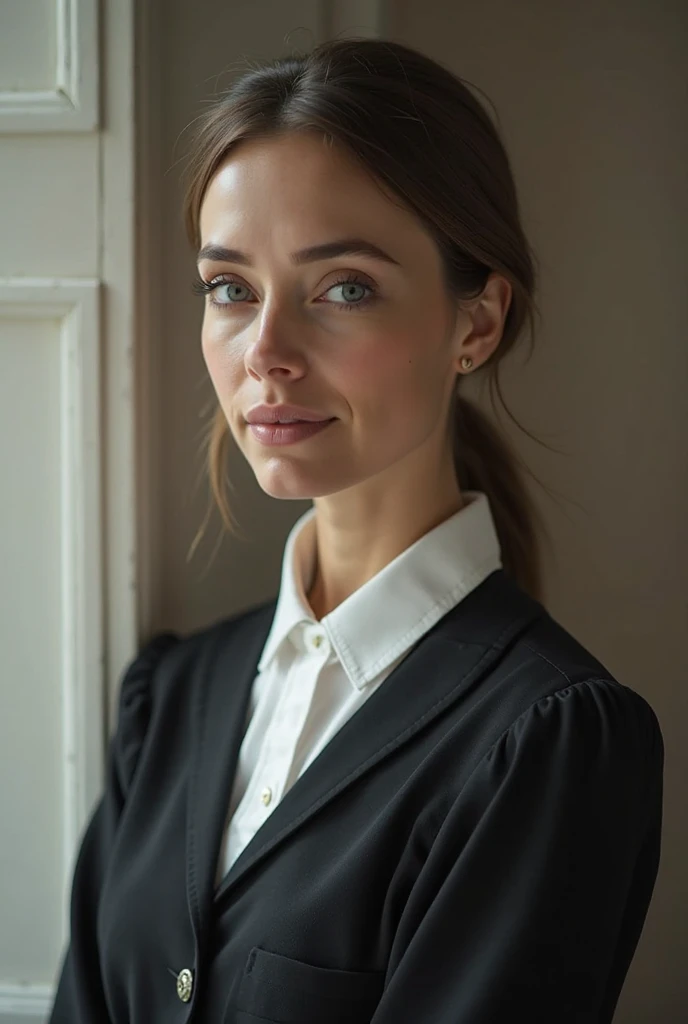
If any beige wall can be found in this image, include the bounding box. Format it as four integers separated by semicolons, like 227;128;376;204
388;2;686;1016
141;1;686;1017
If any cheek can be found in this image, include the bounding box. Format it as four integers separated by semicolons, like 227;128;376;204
202;321;235;381
342;332;438;428
201;324;244;416
200;319;221;374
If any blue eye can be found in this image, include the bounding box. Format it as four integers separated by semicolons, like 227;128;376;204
323;278;376;310
191;272;377;312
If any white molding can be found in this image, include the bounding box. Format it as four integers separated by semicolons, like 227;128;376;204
0;0;99;132
101;0;139;732
0;984;52;1018
0;279;103;1012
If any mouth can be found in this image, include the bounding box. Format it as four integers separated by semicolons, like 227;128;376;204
248;418;337;446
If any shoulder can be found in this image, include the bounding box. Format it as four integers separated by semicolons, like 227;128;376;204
479;610;665;805
456;593;665;798
119;596;275;704
448;569;663;758
514;610;663;742
113;597;274;786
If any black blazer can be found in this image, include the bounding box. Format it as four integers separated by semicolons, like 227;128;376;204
49;568;664;1023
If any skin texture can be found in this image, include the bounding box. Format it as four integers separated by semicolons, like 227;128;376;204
197;131;511;619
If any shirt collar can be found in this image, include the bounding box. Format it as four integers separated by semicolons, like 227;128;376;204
257;491;502;691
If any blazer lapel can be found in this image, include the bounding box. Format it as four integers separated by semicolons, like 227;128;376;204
186;569;545;933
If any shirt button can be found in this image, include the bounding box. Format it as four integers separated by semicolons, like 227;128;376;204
304;625;330;656
261;786;273;806
176;967;194;1002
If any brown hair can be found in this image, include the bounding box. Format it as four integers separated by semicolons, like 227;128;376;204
181;37;560;603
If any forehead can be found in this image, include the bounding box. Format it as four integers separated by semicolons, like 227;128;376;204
198;132;421;250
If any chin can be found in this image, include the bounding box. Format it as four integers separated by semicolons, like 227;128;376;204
254;467;354;501
257;479;327;501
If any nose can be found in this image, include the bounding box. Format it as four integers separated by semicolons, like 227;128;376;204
244;306;308;381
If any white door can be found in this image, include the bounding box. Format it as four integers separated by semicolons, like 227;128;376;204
0;2;137;1020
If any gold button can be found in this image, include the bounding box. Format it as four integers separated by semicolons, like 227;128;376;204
261;786;272;806
312;634;323;647
176;968;194;1002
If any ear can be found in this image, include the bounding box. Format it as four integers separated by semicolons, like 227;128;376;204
452;272;512;372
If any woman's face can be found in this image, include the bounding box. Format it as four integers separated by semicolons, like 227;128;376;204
197;131;470;503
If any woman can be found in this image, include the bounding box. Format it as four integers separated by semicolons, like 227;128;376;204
49;37;664;1023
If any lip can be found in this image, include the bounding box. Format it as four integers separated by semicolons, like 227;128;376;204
245;403;334;424
249;419;336;446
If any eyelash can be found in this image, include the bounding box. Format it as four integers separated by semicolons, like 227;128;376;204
190;272;377;312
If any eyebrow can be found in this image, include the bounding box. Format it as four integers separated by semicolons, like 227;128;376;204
196;238;402;269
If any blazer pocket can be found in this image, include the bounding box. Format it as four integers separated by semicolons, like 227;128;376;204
232;945;385;1024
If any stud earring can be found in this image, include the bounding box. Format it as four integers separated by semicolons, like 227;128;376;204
460;356;473;371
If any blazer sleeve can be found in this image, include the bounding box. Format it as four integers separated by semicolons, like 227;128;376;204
48;631;180;1024
371;678;664;1024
